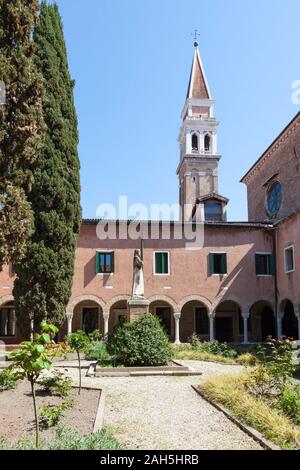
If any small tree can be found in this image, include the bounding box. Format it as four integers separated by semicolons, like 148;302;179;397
65;331;89;395
9;322;58;448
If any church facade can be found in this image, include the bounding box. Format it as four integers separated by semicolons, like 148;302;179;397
1;44;300;346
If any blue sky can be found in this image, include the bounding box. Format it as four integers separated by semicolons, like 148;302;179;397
54;0;299;221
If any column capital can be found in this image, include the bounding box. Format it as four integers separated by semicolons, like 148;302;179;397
66;312;73;320
173;313;181;321
242;312;250;319
277;312;284;320
103;312;110;321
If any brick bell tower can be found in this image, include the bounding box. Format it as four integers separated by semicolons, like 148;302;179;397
177;40;228;222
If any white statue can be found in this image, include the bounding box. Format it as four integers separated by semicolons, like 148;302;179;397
132;249;144;298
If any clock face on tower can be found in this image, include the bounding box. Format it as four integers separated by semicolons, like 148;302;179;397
267;182;282;217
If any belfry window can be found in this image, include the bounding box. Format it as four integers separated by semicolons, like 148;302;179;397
192;133;198;152
204;134;211;152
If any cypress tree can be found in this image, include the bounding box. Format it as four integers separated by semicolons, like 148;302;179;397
0;0;45;266
14;1;81;336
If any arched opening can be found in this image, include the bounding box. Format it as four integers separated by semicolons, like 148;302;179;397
282;300;298;339
180;300;209;342
72;300;103;336
204;134;211;152
0;301;16;337
215;301;242;343
249;301;275;342
149;300;174;340
192;133;198;152
109;300;128;331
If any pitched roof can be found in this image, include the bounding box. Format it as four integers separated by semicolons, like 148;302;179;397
196;192;229;204
186;46;211;100
240;111;300;184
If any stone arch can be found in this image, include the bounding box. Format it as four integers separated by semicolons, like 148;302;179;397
213;298;243;343
212;295;244;316
280;298;298;339
178;294;212;313
104;295;131;315
67;294;106;314
147;294;178;312
279;298;296;314
249;299;276;342
245;297;275;315
0;295;14;308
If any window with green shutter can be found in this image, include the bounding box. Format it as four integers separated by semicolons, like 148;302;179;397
255;253;275;275
96;251;114;274
155;252;169;274
209;253;227;275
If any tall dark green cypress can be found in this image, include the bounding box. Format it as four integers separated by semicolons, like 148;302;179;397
14;2;81;336
0;0;45;266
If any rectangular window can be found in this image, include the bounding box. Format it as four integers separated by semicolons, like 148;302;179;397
195;307;209;335
255;253;275;275
209;253;227;275
154;252;170;275
96;251;114;274
284;246;295;273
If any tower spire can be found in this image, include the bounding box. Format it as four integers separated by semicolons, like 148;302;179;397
186;40;211;100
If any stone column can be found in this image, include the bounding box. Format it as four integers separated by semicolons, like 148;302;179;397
11;309;16;337
103;313;110;337
296;313;300;342
173;313;181;345
242;312;250;344
209;314;215;342
29;315;34;342
277;313;283;339
66;313;73;335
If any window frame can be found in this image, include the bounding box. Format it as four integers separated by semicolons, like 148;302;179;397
204;133;211;152
191;133;199;152
153;251;170;276
284;245;295;274
255;252;275;277
209;252;228;276
96;251;115;275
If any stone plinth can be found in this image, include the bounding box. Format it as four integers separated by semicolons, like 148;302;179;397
127;298;150;323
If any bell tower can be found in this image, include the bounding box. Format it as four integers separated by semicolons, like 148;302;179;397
177;40;227;221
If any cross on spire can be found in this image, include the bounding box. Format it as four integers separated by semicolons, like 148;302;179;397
191;29;200;47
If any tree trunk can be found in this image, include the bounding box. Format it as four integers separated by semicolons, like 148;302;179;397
77;351;81;395
30;378;39;448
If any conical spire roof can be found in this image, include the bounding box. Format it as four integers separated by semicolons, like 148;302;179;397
186;45;211;100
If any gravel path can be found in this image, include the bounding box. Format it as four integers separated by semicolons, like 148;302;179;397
62;361;262;450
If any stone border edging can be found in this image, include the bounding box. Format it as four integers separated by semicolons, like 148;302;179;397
191;385;281;451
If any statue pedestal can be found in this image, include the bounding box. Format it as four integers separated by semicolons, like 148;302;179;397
127;298;150;323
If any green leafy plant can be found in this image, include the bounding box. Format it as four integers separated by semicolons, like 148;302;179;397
0;426;123;450
276;384;300;425
88;330;103;342
9;322;58;448
189;335;237;359
0;368;20;391
39;399;73;429
85;340;111;362
107;314;173;366
65;331;89;394
40;370;72;398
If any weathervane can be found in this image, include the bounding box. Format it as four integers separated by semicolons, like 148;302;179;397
191;29;200;47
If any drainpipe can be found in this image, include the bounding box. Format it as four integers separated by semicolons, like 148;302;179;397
271;226;279;335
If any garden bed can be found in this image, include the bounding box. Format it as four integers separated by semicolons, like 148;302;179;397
0;380;101;443
90;361;202;377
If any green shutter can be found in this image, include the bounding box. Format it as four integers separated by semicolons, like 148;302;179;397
221;254;227;274
255;254;260;275
209;253;215;275
96;252;100;274
110;252;115;273
269;254;275;275
155;253;162;274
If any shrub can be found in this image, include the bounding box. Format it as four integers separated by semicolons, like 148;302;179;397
107;314;173;366
88;330;103;342
40;371;73;398
0;426;123;450
276;384;300;425
189;335;237;359
39;399;73;429
0;368;20;391
85;341;110;362
236;353;257;366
